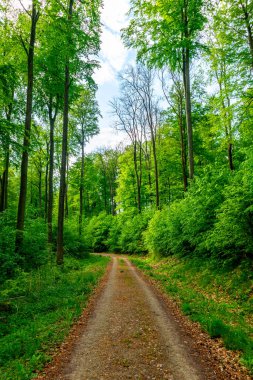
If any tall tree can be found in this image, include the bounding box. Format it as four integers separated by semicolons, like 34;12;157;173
160;70;188;191
56;0;102;264
35;6;65;243
71;88;99;235
15;1;40;253
122;65;161;209
57;0;74;265
111;83;144;212
123;0;206;179
0;2;20;212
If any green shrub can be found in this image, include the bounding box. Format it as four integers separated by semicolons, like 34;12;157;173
206;157;253;263
143;208;171;257
63;219;90;258
0;255;109;379
144;167;229;259
84;212;114;252
107;209;152;254
0;210;18;282
20;218;48;270
118;210;152;254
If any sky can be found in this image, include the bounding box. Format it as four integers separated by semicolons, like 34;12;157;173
13;0;134;153
87;0;134;153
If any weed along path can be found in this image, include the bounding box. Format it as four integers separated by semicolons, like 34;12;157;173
38;255;251;380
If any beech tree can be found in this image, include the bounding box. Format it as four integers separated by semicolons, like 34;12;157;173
35;5;65;244
123;0;206;179
111;80;144;212
15;0;40;253
111;65;161;210
55;0;102;264
71;88;100;235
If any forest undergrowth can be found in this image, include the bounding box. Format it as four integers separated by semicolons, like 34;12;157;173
130;256;253;374
0;255;109;380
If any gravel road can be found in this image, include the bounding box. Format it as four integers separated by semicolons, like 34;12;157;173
37;255;251;380
53;255;246;380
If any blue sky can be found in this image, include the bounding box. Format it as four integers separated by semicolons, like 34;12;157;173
86;0;135;153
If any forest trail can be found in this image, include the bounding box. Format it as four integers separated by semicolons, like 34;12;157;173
38;255;250;380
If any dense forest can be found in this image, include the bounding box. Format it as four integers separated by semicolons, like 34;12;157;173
2;0;253;274
1;0;253;378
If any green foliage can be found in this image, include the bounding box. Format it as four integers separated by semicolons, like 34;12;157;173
63;218;90;258
144;167;229;258
206;155;253;262
83;212;114;252
108;210;152;254
21;217;48;270
131;256;253;373
0;210;17;282
0;255;109;380
123;0;206;68
143;209;171;257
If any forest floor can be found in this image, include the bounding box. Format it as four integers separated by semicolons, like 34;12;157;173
35;254;252;380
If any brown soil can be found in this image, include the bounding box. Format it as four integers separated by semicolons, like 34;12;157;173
35;255;252;380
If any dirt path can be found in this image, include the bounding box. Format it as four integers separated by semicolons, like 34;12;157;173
39;255;251;380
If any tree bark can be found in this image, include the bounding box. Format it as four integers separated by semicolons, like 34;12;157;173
183;47;194;180
57;64;70;265
15;2;39;252
0;149;9;212
79;138;85;236
216;69;234;171
38;166;42;214
45;142;49;221
47;96;59;242
133;142;141;213
56;0;74;265
150;127;159;209
65;154;69;219
179;108;188;192
228;143;234;171
241;1;253;68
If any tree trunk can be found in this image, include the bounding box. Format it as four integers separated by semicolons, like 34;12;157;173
150;128;159;209
133;142;141;213
241;2;253;68
65;154;69;219
38;166;42;214
47;96;59;243
45;142;49;221
57;62;70;265
103;174;107;212
15;2;38;253
178;95;188;191
228;143;234;171
216;70;234;171
0;148;9;212
57;0;74;263
183;47;194;180
79;140;85;236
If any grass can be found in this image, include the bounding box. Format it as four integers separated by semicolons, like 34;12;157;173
0;254;110;380
130;255;253;374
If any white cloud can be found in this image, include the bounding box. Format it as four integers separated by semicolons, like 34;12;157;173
101;29;127;71
93;62;114;86
94;0;130;85
102;0;129;31
90;0;134;151
85;127;128;153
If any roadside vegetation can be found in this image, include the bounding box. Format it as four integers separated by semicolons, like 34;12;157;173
0;255;109;380
131;256;253;374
